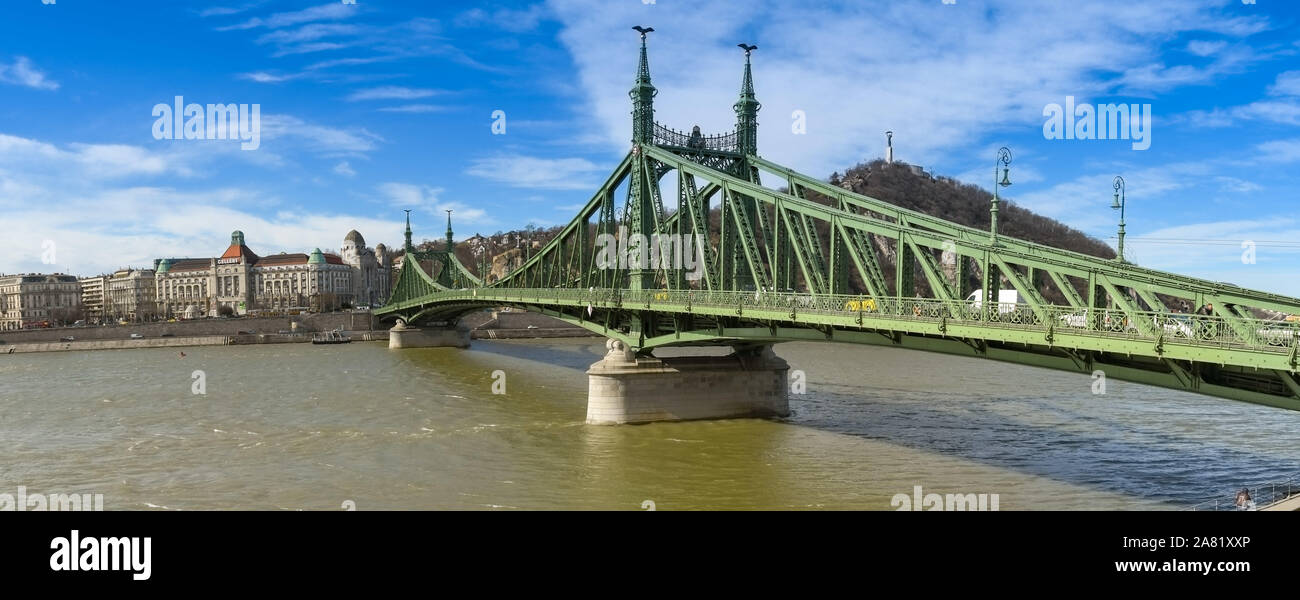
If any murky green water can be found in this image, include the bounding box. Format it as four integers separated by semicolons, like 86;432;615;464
2;338;1296;510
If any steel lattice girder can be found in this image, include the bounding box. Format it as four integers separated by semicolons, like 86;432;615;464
375;142;1300;411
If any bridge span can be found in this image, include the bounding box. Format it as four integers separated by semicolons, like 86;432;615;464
377;29;1300;423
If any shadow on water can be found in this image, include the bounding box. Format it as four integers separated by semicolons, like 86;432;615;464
780;341;1300;508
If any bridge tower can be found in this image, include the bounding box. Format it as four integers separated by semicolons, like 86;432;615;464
436;210;455;288
386;210;471;349
626;26;658;298
731;43;769;292
734;44;760;157
585;34;790;424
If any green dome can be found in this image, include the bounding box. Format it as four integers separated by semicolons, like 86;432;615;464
308;248;325;264
157;258;172;274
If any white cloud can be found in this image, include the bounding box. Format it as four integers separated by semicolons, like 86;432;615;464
346;86;444;101
1114;45;1264;94
1173;100;1300;129
256;23;362;45
260;114;384;156
455;5;550;33
1120;219;1300;294
376;183;492;226
272;42;348;57
376;104;452;113
547;0;1273;175
1269;71;1300;97
0;134;189;179
1009;160;1214;230
1186;40;1227;57
198;3;268;18
218;3;358;31
1254;138;1300;163
377;182;443;207
237;71;303;83
0;56;59;91
333;161;356;176
0;133;401;276
465;154;605;190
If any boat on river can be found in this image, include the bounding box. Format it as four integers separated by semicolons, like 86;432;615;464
311;329;351;345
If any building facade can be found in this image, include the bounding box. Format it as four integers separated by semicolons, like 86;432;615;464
79;275;107;323
154;230;389;319
0;273;83;330
106;268;156;322
340;230;391;308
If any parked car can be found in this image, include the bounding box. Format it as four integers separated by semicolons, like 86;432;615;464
1256;323;1299;346
844;298;878;312
129;333;144;339
60;336;75;342
1059;312;1088;328
1157;314;1195;338
160;333;175;338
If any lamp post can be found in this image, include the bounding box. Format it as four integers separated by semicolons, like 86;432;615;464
991;147;1012;246
1111;176;1126;263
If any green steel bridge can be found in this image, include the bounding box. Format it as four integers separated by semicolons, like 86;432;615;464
377;29;1300;413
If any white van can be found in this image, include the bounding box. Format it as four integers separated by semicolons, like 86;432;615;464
967;289;1020;315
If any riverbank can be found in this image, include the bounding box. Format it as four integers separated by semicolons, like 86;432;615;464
2;332;388;354
1;307;595;354
0;312;379;344
3;319;595;354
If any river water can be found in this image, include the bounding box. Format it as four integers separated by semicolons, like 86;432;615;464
2;338;1296;510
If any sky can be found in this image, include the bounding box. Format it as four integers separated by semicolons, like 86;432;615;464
2;0;1300;294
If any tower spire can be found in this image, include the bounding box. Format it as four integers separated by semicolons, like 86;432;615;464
445;209;454;251
734;43;760;155
403;209;413;252
630;26;657;144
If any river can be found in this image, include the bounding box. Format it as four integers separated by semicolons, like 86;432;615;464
2;339;1296;510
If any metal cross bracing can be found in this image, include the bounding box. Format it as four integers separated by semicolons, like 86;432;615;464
377;28;1300;412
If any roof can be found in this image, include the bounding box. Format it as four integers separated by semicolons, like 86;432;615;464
345;230;365;246
220;243;259;262
167;259;212;272
255;253;310;267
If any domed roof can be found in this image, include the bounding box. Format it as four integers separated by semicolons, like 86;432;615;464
308;248;326;264
344;230;365;246
157;258;172;274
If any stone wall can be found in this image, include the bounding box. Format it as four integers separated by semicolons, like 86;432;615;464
5;335;232;353
0;312;380;344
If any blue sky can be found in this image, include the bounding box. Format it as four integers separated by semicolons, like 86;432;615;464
3;0;1300;294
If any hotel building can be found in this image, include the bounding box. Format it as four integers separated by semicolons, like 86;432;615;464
154;230;390;319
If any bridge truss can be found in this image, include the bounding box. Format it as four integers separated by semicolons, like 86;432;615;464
378;30;1300;412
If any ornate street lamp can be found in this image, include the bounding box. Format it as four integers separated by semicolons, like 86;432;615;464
1111;176;1127;263
990;147;1012;245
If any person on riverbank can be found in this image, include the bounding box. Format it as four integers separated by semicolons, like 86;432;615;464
1235;488;1256;511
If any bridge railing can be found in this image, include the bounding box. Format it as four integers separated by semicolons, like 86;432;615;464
402;287;1300;354
652;122;740;152
1187;474;1300;511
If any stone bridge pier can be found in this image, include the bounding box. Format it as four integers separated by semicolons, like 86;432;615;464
586;339;790;424
388;319;470;349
